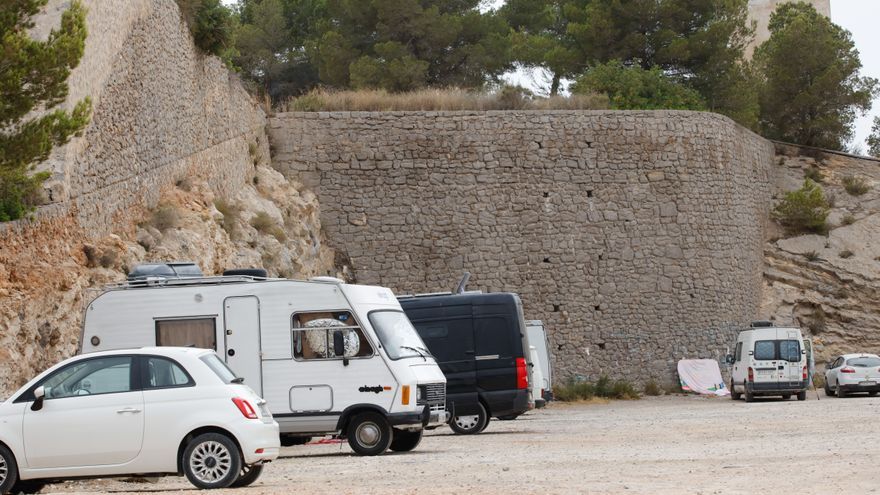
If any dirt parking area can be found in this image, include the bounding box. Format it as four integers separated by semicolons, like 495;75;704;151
45;394;880;495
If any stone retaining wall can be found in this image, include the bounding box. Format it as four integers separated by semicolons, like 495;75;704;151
269;110;776;382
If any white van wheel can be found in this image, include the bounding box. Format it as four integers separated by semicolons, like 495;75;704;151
744;383;755;403
730;380;741;400
347;412;392;456
449;402;488;435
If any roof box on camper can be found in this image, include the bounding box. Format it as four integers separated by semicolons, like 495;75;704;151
127;262;203;281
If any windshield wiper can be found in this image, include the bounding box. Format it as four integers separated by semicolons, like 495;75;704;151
400;345;427;361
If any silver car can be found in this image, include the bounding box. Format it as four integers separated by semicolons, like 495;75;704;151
824;354;880;397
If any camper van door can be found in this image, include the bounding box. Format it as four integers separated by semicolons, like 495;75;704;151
224;296;263;394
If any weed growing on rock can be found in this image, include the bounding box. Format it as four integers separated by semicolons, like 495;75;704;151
840;214;856;226
151;205;180;232
807;306;827;334
553;375;640;401
214;199;240;239
839;250;854;259
803;251;820;262
804;166;824;183
772;179;830;235
842;175;870;196
99;248;118;269
643;380;662;396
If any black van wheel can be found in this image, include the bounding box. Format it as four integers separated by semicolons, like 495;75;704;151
230;464;263;488
797;391;807;401
389;428;423;452
449;402;488;435
781;394;791;400
182;433;242;489
347;412;393;456
497;414;520;421
0;444;19;495
744;382;755;403
730;380;741;400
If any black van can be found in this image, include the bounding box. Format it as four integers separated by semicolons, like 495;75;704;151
399;292;531;434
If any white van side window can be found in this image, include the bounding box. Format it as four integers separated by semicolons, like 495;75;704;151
155;318;216;350
734;342;743;362
292;311;373;360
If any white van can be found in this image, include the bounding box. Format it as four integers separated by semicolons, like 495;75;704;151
526;320;552;403
528;346;546;409
726;322;808;402
80;265;447;456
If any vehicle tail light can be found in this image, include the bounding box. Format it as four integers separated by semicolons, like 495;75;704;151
232;397;258;419
747;367;754;382
255;448;264;454
803;367;808;381
516;357;529;390
401;385;410;405
841;367;856;374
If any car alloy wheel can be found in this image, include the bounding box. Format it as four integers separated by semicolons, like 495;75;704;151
190;440;233;484
0;453;7;485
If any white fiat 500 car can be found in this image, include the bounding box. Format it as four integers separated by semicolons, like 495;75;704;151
0;347;279;494
824;353;880;398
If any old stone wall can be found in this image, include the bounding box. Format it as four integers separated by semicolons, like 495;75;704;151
268;111;776;382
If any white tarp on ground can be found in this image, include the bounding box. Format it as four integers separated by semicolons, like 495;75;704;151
677;359;730;396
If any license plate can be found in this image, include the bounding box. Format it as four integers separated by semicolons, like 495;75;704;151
860;381;876;387
757;369;773;375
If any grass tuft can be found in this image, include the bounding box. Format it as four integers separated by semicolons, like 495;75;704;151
553;375;640;401
842;175;870;196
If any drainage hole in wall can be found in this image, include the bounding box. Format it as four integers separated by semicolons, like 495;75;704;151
594;305;601;311
543;191;549;198
552;304;561;312
586;190;593;198
597;343;606;350
543;257;551;263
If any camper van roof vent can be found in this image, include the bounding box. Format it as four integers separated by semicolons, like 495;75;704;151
127;262;203;281
309;276;344;284
750;320;775;328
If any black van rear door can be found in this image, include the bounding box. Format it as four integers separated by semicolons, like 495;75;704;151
473;313;516;392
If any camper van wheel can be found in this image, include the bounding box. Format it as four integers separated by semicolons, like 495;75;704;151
347;412;392;456
449;402;488;435
230;464;264;488
389;428;423;452
781;394;791;400
797;391;807;401
730;380;741;400
182;433;242;489
744;383;755;403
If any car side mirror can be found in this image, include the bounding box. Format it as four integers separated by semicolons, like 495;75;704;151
724;354;735;365
333;331;349;366
31;386;45;411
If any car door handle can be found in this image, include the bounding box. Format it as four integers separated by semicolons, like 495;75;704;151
116;407;142;414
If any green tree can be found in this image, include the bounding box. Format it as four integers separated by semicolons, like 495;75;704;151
0;0;91;222
311;0;512;91
234;0;326;101
755;2;879;150
865;116;880;158
772;179;830;234
500;0;585;95
177;0;235;57
571;61;705;110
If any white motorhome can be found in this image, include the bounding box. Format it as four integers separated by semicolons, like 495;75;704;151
80;265;447;456
726;321;809;402
526;320;552;403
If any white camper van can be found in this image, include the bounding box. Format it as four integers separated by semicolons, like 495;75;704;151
526;320;552;403
80;264;447;456
726;321;808;402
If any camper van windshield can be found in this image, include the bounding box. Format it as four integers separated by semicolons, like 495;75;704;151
369;310;431;360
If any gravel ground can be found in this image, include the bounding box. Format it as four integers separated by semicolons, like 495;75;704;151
41;393;880;495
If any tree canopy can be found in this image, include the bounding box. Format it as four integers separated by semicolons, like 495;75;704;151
0;0;91;221
868;117;880;158
755;2;878;150
571;61;705;111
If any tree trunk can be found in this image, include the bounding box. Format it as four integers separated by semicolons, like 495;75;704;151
550;73;561;96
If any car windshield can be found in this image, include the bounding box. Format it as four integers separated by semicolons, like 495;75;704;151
369;310;432;360
847;357;880;367
200;353;240;384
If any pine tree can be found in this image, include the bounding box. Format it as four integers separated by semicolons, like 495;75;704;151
756;2;878;150
866;116;880;158
0;0;91;221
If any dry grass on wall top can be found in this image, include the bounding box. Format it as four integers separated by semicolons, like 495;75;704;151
281;88;610;112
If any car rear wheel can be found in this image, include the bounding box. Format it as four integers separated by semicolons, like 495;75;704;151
449;402;488;435
389;428;423;452
744;382;755;403
182;433;242;489
797;391;807;401
230;464;264;488
824;382;835;396
781;394;791;400
497;414;520;420
347;412;393;456
0;444;19;495
838;386;847;398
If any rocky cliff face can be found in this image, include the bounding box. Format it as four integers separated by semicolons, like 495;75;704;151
761;144;880;368
0;0;335;396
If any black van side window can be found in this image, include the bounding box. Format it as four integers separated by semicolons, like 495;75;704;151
415;318;474;362
474;317;513;358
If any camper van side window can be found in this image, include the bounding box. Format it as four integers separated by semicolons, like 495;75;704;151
155;318;216;350
292;311;373;360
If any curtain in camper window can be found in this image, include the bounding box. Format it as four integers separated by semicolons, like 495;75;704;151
155;318;216;350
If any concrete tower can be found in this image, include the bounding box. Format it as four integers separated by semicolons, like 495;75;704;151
747;0;832;55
